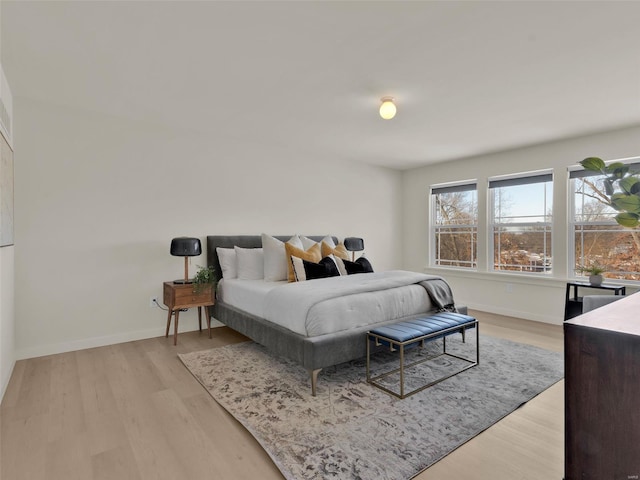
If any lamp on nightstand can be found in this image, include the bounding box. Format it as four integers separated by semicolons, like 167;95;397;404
344;237;365;261
170;237;202;284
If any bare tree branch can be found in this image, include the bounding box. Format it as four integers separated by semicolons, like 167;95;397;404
581;178;612;205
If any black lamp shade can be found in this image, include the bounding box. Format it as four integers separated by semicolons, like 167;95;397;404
170;237;202;257
344;237;365;252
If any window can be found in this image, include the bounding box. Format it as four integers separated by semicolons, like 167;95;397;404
431;182;477;268
490;172;553;273
571;161;640;281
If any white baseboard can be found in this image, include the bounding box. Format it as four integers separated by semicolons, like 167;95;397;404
465;302;562;326
15;319;225;361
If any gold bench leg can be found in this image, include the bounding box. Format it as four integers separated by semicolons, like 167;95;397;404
400;345;405;398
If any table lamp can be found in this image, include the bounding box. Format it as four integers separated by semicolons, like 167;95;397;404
170;237;202;284
344;237;365;261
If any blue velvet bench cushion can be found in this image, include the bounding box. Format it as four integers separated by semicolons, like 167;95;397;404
370;312;477;344
366;312;479;398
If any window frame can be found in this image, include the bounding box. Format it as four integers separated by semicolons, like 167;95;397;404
488;171;554;274
569;158;640;281
429;181;478;270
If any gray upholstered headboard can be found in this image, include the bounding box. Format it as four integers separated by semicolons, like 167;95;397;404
206;235;339;285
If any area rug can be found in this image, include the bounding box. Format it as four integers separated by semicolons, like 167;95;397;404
179;333;563;480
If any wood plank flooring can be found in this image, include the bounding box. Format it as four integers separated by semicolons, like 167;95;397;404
1;310;564;480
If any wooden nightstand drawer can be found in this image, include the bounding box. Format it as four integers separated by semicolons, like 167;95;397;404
163;282;215;309
174;289;213;307
174;287;214;307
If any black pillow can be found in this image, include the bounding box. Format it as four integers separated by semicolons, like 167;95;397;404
343;256;374;274
319;256;341;277
355;256;374;273
300;259;329;280
301;257;341;280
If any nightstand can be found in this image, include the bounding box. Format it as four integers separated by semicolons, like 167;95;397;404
564;281;625;320
163;281;215;345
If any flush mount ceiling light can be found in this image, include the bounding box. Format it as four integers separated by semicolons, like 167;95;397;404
379;96;396;120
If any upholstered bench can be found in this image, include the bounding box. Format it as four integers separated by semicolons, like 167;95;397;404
366;312;479;398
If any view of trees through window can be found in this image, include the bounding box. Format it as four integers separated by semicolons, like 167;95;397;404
432;185;477;268
573;170;640;281
432;165;640;281
490;175;553;273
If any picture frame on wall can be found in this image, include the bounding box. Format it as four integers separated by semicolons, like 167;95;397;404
0;130;14;248
0;62;14;248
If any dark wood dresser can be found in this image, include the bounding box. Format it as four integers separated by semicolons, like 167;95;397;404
564;294;640;480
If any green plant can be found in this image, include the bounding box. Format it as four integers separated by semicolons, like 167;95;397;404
576;263;606;276
580;157;640;227
192;265;215;293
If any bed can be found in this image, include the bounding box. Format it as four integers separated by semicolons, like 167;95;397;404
206;235;466;395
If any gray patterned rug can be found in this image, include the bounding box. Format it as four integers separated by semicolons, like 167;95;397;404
179;333;563;480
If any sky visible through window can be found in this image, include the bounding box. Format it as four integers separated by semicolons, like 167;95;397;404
494;182;552;222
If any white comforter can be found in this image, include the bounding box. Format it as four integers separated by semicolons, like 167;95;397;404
263;270;439;337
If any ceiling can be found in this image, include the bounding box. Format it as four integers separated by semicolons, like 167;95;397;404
3;1;640;170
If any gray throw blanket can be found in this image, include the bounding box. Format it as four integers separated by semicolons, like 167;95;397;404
420;278;457;312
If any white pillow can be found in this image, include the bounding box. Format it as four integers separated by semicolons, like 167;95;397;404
301;235;335;250
235;247;264;280
216;247;237;279
332;255;348;276
291;256;307;282
262;234;302;282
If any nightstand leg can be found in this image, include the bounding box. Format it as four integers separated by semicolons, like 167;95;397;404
206;306;211;339
198;306;202;332
174;310;180;346
165;310;172;337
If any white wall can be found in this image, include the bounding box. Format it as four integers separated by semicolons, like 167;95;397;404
402;125;640;324
10;96;640;360
13;97;403;359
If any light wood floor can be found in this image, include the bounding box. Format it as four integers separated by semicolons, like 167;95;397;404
1;310;564;480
